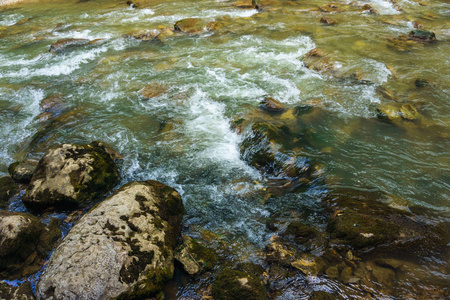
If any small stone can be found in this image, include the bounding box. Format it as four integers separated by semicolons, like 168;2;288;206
8;159;39;184
408;30;436;42
414;78;430;88
259;96;284;112
139;83;169;99
320;17;337;25
123;29;158;41
413;21;424;29
291;254;326;277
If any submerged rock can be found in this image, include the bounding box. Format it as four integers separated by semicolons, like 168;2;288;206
212;268;268;300
240;121;313;182
48;38;93;54
139;83;169;99
174;18;206;34
0;281;35;300
174;235;218;275
259;96;285;113
377;102;421;122
0;211;61;279
326;188;449;253
0;176;20;207
320;17;337;25
302;48;337;75
8;159;38;184
408;30;436;42
22;141;120;212
37;180;184;300
123;29;158;41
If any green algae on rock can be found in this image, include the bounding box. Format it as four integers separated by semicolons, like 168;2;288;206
174;235;218;275
0;176;20;208
0;281;35;300
22;141;120;212
8;159;38;184
0;211;61;280
37;180;184;300
326;188;449;253
212;268;268;300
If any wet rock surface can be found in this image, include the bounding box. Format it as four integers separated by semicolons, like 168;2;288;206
0;281;35;300
0;211;61;279
174;235;218;275
48;38;92;54
0;176;20;207
22;141;119;212
8;159;38;184
37;180;184;300
212;268;268;300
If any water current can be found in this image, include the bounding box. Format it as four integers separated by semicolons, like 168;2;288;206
0;0;449;298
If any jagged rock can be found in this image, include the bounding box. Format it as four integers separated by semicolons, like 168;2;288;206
326;188;449;252
259;96;284;112
8;159;38;184
22;141;120;212
212;268;268;300
0;211;61;279
174;18;206;34
174;236;218;275
0;281;35;300
36;180;184;300
0;176;20;207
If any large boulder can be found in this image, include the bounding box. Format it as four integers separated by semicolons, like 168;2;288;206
22;141;120;212
0;211;61;279
37;180;184;300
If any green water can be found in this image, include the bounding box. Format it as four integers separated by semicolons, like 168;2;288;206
0;0;449;298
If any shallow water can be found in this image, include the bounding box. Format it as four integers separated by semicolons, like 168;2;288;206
0;0;449;298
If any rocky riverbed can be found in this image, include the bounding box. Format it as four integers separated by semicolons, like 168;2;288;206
0;0;449;299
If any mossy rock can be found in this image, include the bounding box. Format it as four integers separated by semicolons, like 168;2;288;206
8;159;38;184
37;180;184;300
0;211;60;279
377;102;421;122
408;30;436;42
0;176;20;208
326;188;450;253
174;18;206;34
22;141;120;212
0;281;35;300
283;222;318;245
175;236;218;275
212;268;268;300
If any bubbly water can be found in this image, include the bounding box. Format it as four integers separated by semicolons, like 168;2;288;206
0;0;449;298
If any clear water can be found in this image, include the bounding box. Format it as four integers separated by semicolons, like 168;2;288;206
0;0;449;298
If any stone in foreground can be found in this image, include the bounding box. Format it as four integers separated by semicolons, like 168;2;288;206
37;180;184;300
22;141;119;212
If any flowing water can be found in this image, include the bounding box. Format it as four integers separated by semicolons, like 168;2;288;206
0;0;449;298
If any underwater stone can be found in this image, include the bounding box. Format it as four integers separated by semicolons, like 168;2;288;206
408;30;436;42
22;141;120;212
212;268;268;300
174;235;218;275
37;180;184;300
48;38;91;54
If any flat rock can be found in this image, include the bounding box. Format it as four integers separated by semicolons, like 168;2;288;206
37;180;184;300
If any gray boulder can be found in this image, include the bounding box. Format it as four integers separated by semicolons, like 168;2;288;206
37;180;184;300
22;141;119;212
